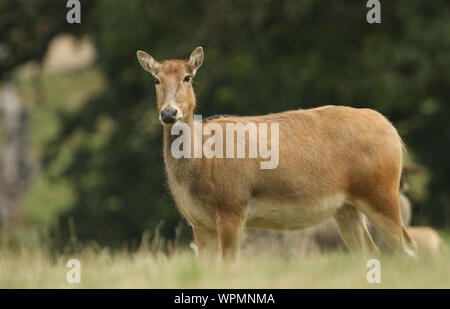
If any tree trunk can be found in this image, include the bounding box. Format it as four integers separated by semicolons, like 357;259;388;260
0;83;33;222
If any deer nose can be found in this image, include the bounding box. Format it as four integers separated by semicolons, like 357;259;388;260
160;108;178;124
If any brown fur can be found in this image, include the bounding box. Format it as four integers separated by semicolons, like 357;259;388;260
243;189;412;256
137;47;418;261
406;226;447;256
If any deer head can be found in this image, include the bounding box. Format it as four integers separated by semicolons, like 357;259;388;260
137;47;204;125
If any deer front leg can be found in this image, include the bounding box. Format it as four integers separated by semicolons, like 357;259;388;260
192;226;218;258
216;210;246;262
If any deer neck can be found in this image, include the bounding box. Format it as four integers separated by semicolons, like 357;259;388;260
163;112;199;183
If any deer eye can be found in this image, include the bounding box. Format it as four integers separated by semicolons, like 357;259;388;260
154;78;160;85
183;75;192;83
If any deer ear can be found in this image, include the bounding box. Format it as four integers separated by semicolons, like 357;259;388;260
188;47;204;75
137;50;160;76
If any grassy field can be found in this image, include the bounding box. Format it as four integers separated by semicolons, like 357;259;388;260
1;234;449;289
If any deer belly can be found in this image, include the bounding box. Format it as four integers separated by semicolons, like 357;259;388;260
245;195;346;230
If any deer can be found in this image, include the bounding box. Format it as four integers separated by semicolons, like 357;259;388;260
243;165;418;256
136;46;418;262
405;226;447;256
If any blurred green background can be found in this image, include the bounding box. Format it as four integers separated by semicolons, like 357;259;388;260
0;0;449;250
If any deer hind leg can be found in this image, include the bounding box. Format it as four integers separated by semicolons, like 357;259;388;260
334;203;379;254
358;192;418;258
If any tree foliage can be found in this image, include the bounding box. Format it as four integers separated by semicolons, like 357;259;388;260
2;0;450;248
0;0;94;80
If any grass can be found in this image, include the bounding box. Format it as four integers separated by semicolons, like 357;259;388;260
0;234;449;289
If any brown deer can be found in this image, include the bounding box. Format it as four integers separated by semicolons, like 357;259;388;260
406;226;447;256
136;47;417;261
243;165;417;256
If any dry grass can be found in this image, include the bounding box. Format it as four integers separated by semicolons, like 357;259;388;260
0;238;449;289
